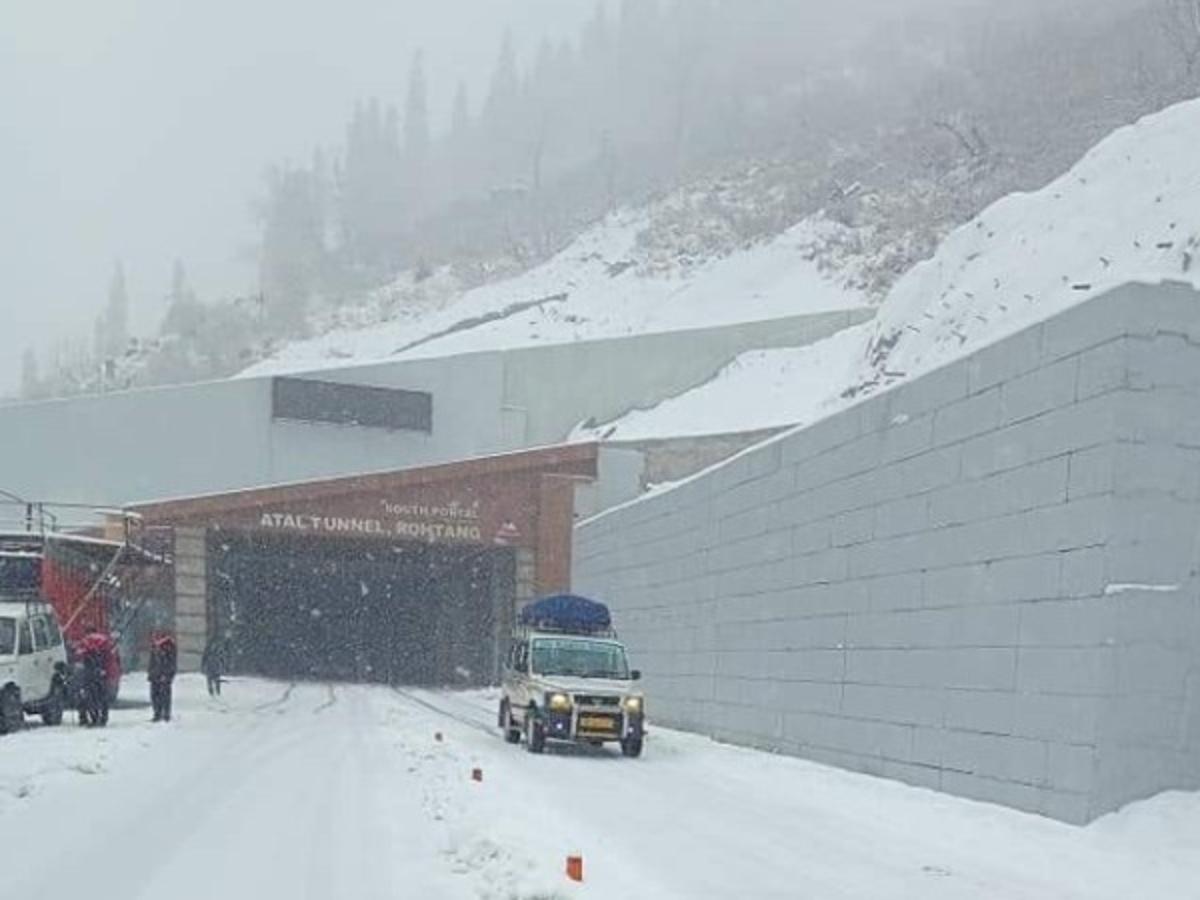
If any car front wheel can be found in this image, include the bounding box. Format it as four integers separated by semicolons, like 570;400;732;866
525;707;546;754
499;700;521;744
621;736;643;758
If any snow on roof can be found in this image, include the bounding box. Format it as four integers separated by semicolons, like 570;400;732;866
0;600;52;615
42;532;123;550
0;531;123;551
127;441;600;512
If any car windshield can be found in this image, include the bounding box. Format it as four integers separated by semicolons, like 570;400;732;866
0;617;15;656
531;638;629;680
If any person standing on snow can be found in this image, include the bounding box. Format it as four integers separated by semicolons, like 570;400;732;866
77;638;110;726
148;633;178;722
201;637;225;697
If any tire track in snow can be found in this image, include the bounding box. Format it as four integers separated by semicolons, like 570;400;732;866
389;686;498;739
14;683;339;900
250;680;296;713
384;687;569;900
313;683;338;714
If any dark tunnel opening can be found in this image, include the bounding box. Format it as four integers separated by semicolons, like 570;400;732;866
208;531;515;687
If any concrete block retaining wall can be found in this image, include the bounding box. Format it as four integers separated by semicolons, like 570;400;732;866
573;282;1200;823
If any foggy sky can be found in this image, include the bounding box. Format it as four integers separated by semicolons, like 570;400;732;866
0;0;1095;396
0;0;599;393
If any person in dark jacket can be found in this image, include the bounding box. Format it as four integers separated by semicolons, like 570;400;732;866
148;634;178;722
201;638;225;697
77;643;109;727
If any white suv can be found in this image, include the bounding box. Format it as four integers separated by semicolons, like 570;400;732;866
0;602;70;734
500;629;646;757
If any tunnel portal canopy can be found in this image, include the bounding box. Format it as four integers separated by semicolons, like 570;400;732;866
127;444;599;684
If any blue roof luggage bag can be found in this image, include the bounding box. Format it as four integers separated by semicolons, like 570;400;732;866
519;594;612;634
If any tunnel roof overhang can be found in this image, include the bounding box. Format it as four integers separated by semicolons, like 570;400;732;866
127;443;600;594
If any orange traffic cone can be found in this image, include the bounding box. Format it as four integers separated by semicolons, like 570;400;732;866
566;855;584;882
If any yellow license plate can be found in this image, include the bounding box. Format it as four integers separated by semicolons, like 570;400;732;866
580;716;615;730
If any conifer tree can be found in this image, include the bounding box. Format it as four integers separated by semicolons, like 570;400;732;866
104;261;130;357
20;348;40;400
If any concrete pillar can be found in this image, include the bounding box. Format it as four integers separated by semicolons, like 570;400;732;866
489;548;518;685
515;547;536;612
173;527;208;673
535;474;578;594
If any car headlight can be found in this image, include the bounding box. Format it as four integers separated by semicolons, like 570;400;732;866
624;696;643;714
547;692;572;712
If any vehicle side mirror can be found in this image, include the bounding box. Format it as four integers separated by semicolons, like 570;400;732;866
631;669;642;681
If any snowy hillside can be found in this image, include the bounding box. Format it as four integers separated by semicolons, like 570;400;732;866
581;98;1200;442
242;211;869;377
576;325;873;442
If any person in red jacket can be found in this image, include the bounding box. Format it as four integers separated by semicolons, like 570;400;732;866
148;633;178;722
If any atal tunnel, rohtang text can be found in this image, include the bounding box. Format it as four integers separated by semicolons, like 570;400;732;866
208;531;515;686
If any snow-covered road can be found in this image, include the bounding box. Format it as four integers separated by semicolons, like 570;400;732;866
1;677;1196;900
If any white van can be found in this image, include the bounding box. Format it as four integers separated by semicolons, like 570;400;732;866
0;602;70;734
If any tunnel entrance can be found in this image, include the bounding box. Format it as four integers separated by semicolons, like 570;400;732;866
209;531;515;686
128;445;598;681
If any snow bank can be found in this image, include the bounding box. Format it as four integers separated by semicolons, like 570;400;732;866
1103;583;1181;596
3;679;1198;898
402;689;1200;900
572;323;872;441
243;211;867;377
0;676;281;817
582;97;1200;441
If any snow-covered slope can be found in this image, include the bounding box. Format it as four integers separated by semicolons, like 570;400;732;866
243;212;868;377
578;324;873;442
582;98;1200;441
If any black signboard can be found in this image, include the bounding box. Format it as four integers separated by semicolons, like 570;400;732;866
271;377;433;433
0;553;41;598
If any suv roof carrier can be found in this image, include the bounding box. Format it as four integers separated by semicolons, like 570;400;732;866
518;594;614;636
